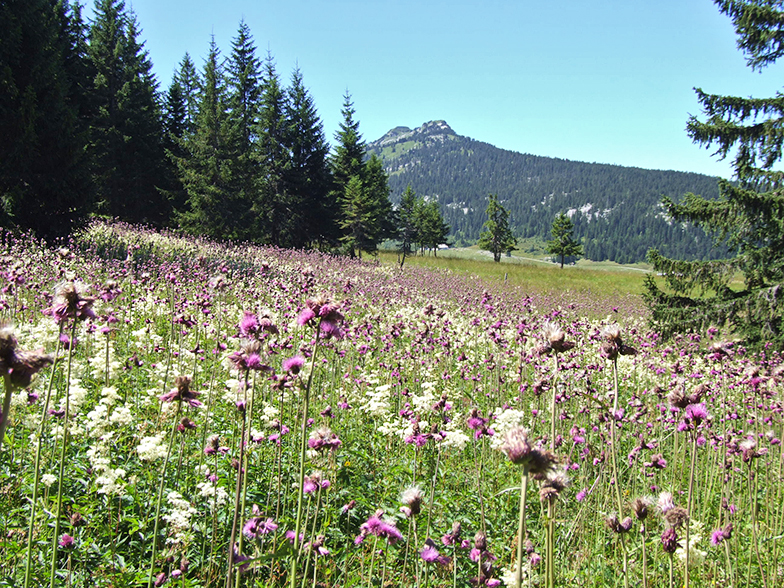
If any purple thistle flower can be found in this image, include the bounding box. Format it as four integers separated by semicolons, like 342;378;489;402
282;355;306;374
238;311;259;337
159;376;203;407
421;543;440;562
58;534;75;549
243;516;278;539
297;307;316;326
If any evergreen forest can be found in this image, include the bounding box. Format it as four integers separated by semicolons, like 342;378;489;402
368;121;726;264
0;0;397;254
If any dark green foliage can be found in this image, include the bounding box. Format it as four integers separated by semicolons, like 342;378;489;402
176;38;253;240
255;54;292;246
645;0;784;349
477;194;516;262
331;94;394;257
395;186;451;266
396;186;419;267
546;212;583;268
0;0;93;239
87;0;169;226
367;121;723;263
284;68;334;248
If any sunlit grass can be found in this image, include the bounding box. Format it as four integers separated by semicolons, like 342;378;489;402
377;249;650;298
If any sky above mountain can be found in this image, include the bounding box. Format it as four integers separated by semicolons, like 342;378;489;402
95;0;784;177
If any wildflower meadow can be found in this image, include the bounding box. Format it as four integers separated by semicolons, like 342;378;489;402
0;221;782;588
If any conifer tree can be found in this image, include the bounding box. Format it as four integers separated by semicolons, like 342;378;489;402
397;186;420;267
546;212;583;268
0;0;93;238
87;0;168;225
225;20;262;240
255;53;291;245
177;37;250;240
416;200;451;256
478;194;516;262
176;53;200;134
161;78;189;216
331;93;394;256
645;0;784;349
284;67;334;248
331;92;366;194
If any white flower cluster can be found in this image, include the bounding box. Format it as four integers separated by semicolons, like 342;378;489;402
438;419;470;451
411;381;437;413
361;383;393;417
377;417;415;442
163;491;197;546
489;407;527;450
137;433;167;461
197;481;229;510
676;520;707;567
87;437;127;495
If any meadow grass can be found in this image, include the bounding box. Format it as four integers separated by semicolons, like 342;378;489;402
0;222;780;588
378;250;650;298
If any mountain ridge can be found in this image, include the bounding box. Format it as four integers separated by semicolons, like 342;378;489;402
367;121;723;263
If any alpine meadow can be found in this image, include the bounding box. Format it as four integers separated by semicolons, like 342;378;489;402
2;1;784;588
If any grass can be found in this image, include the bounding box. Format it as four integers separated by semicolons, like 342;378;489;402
377;248;651;298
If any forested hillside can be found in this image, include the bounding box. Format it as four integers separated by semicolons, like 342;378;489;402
368;121;724;263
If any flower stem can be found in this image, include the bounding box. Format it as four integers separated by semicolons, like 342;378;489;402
24;327;63;588
515;465;529;588
49;318;77;588
146;401;182;588
290;329;321;588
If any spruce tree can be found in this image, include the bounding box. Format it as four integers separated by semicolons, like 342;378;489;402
177;37;248;240
225;20;261;240
0;0;93;238
397;186;420;267
645;0;784;349
255;53;291;245
477;194;516;262
176;52;200;134
87;0;168;226
546;212;583;268
331;92;365;195
416;200;450;256
161;78;189;216
284;67;334;248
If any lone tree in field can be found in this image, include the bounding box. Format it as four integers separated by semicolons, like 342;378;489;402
645;0;784;350
546;212;583;268
478;194;517;262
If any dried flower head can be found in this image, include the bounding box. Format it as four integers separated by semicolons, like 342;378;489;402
664;506;689;529
159;376;203;407
538;322;575;355
598;324;637;360
0;324;54;389
539;467;570;503
631;497;651;521
45;280;96;323
400;485;423;518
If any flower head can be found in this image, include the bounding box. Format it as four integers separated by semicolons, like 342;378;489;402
537;322;575;355
598;324;637;360
499;427;556;475
0;324;53;389
400;485;423;518
45;280;96;324
159;376;203;407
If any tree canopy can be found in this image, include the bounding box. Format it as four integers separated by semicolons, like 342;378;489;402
477;194;516;263
546;212;583;268
645;0;784;349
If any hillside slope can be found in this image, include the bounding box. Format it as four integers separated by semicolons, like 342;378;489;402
367;121;723;263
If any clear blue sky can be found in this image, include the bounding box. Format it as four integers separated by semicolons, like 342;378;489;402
106;0;784;177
